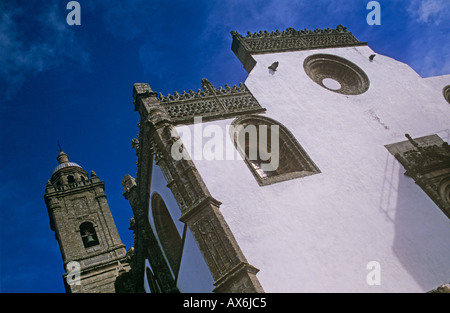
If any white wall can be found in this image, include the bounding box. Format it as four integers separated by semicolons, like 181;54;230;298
177;45;450;292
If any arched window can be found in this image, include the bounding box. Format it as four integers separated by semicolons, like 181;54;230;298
145;266;161;293
151;193;182;273
231;115;320;186
67;175;75;184
80;222;99;248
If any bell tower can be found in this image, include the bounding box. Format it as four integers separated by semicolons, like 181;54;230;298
44;150;130;293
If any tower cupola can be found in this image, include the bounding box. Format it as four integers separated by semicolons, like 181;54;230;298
56;151;69;164
50;151;89;187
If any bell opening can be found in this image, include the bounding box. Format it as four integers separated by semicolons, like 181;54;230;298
80;222;99;248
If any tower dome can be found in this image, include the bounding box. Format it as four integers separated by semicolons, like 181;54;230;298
50;151;88;185
52;151;84;175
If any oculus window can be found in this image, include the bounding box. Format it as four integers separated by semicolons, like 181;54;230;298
303;53;370;95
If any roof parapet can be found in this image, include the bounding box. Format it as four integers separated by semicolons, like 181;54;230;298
155;78;265;125
231;25;367;73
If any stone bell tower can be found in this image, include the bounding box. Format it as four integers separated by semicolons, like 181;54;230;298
44;150;130;293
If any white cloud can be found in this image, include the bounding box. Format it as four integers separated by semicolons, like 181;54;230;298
0;1;90;101
408;35;450;77
402;0;450;77
407;0;450;25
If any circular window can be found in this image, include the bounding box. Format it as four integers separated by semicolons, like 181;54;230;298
322;78;341;90
303;54;370;95
443;85;450;104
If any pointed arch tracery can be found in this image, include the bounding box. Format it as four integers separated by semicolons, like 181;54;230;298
231;115;320;186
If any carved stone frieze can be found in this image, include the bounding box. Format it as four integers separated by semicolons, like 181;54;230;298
157;78;265;125
231;25;364;52
231;25;367;72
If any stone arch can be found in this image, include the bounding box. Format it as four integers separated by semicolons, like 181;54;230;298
231;115;320;186
151;192;182;273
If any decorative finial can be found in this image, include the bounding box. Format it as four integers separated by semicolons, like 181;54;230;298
405;134;426;156
201;78;216;93
405;134;419;148
57;150;69;164
58;140;62;152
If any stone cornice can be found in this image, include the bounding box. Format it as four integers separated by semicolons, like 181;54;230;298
133;79;265;127
156;78;265;125
44;179;105;198
231;25;367;72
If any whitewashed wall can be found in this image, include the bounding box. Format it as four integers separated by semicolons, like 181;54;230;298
176;45;450;292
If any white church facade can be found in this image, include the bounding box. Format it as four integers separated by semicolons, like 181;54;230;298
120;25;450;293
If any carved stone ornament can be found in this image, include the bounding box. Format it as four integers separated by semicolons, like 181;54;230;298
157;78;265;125
386;134;450;218
231;25;367;72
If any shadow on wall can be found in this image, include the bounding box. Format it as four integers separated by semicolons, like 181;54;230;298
389;162;450;291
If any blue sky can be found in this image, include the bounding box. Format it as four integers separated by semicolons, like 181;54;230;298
0;0;449;293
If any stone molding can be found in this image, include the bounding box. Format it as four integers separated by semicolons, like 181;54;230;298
231;25;367;72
